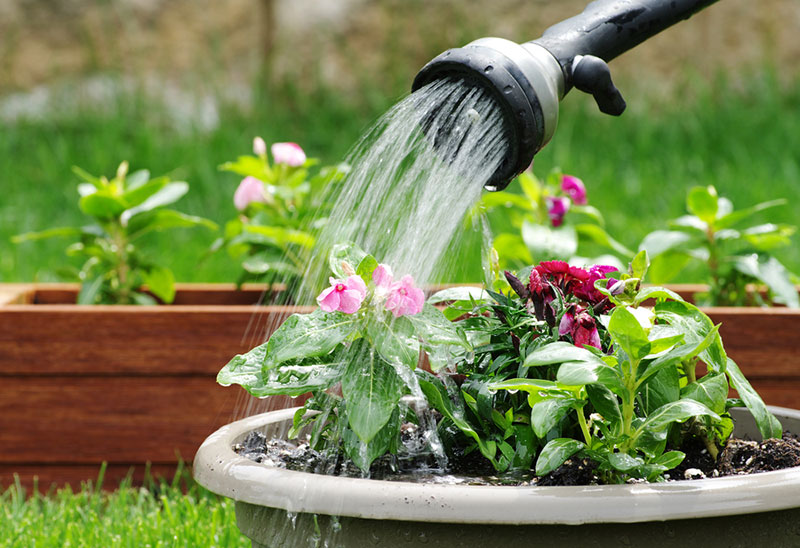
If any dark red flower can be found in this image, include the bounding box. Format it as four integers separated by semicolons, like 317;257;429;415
559;305;601;349
573;264;618;306
535;261;591;294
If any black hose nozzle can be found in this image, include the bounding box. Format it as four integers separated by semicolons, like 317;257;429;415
412;0;719;191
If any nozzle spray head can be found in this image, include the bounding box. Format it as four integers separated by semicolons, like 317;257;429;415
412;38;564;191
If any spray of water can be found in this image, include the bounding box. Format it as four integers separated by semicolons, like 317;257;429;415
231;78;508;465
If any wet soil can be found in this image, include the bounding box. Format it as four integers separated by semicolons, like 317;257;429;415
234;430;800;486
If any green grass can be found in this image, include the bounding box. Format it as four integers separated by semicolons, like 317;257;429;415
3;69;799;284
0;466;248;548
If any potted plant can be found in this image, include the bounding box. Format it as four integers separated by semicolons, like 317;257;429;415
195;244;800;545
0;155;317;489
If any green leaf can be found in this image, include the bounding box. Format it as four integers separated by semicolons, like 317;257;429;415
531;398;580;438
634;400;720;438
524;342;605;367
633;286;685;306
356;255;379;282
263;309;358;367
492;233;533;266
126;209;217;238
733;255;799;308
641;366;680;415
535;438;584;476
241;252;301;277
427;286;488;304
121;177;167;208
341;341;405;444
11;226;83;243
342;413;399;471
218;344;345;397
242;225;315;250
329;242;369;278
715;198;787;230
79;193;127;219
522;221;577;261
77;277;104;304
687;186;718;224
366;314;419;370
681;373;728;414
72;165;104;188
575;224;634;257
481;191;533;211
125;169;151;190
608;452;644;472
638;230;693;259
655;300;727;372
725;358;782;439
630;249;650;280
654;451;686;470
219;155;270;179
142;265;176;303
585;384;622;425
131;292;158;305
120;182;189;226
418;376;494;462
608;306;651;360
637;325;719;387
407;304;470;348
647;251;692;284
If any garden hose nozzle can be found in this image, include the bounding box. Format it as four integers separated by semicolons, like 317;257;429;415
412;0;719;191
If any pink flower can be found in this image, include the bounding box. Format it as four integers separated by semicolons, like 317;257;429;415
233;176;266;211
561;175;587;205
271;142;306;167
573;264;618;306
385;275;425;318
559;305;601;349
253;136;267;156
536;261;590;294
546;196;571;227
316;275;367;314
373;264;394;295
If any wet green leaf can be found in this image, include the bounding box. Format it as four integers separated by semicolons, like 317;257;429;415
535;438;584;476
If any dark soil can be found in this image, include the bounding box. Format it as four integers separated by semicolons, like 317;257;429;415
234;430;800;486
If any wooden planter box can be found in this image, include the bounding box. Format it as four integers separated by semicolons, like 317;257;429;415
2;282;798;490
665;284;800;410
0;284;312;490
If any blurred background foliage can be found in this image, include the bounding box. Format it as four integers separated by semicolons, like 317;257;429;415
1;0;799;283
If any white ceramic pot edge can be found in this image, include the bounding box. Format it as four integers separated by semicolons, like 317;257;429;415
193;406;800;525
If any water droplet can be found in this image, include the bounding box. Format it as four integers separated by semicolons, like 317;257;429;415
484;65;494;73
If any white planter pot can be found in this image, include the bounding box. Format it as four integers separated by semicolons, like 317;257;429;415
194;406;800;547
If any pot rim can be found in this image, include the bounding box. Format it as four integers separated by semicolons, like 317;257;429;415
193;406;800;525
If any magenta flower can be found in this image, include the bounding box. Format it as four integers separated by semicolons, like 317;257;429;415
561;175;587;205
233;176;267;211
271;142;306;167
573;264;618;306
385;275;425;318
559;305;601;349
535;261;590;294
546;196;571;227
373;264;394;294
316;275;367;314
253;136;267;157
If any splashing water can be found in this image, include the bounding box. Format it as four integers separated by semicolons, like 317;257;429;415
233;78;508;464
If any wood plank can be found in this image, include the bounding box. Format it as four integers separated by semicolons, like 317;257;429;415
0;463;186;492
0;305;313;375
0;377;306;464
0;284;32;305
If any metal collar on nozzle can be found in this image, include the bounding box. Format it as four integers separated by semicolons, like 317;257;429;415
412;38;563;191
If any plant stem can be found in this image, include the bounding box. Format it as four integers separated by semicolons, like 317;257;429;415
576;406;592;446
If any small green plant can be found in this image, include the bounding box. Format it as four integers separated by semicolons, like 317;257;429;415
213;138;347;296
13;162;216;304
639;185;798;307
218;245;781;483
480;168;633;271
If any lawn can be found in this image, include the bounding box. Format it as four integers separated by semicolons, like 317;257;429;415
3;69;799;285
0;466;248;548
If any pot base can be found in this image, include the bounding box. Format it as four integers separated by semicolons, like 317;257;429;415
237;501;800;547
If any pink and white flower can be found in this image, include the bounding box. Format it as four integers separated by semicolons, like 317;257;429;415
373;264;394;296
385;275;425;318
271;142;306;167
233;176;267;211
316;275;367;314
561;175;587;205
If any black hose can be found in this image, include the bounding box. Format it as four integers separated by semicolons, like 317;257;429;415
533;0;719;69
